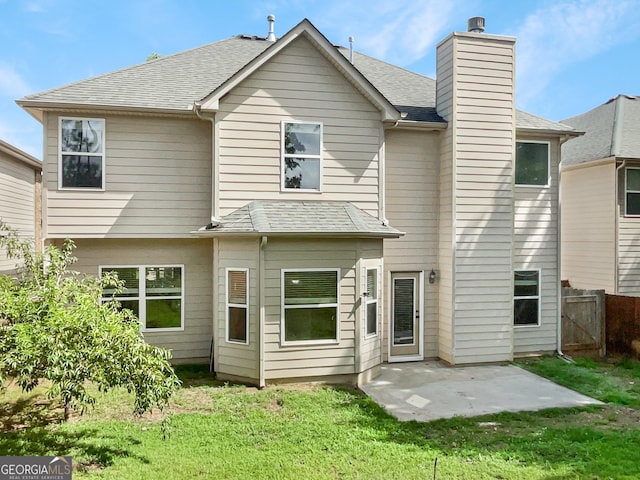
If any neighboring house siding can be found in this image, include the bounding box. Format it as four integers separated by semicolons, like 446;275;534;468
384;129;440;359
0;152;37;272
68;238;213;362
561;161;616;293
43;113;212;238
216;36;381;217
435;37;455;364
263;238;374;380
618;161;640;295
438;33;516;364
514;137;561;353
215;238;259;380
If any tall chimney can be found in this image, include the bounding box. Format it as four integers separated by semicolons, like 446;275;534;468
267;14;276;41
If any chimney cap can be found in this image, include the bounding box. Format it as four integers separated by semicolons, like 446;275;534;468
467;16;485;33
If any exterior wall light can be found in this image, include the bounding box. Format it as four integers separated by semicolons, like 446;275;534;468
429;269;437;284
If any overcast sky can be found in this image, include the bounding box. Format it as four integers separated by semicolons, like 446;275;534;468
2;0;639;157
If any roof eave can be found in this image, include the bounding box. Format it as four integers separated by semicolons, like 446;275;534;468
386;119;447;131
516;127;584;138
0;140;41;169
191;230;404;239
199;19;400;122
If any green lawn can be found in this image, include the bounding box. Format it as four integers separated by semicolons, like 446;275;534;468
2;359;640;479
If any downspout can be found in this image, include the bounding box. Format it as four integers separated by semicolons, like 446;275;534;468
193;102;219;225
557;134;573;360
259;235;267;388
612;97;625;296
379;122;388;225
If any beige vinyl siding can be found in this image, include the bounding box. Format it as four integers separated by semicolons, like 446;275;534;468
216;36;381;217
0;153;37;273
215;238;259;380
561;161;616;293
43;113;211;238
618;161;640;295
67;238;213;362
437;32;515;364
436;37;455;363
262;238;379;380
514;137;560;354
384;129;440;359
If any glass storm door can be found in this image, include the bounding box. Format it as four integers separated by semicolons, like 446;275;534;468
390;272;422;359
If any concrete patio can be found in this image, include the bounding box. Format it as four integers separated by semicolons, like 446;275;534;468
361;361;603;422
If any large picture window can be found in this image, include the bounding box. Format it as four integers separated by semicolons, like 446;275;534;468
101;265;184;331
282;121;322;191
60;117;105;189
514;270;540;326
227;268;248;344
515;141;549;187
365;268;378;337
625;168;640;215
282;269;339;344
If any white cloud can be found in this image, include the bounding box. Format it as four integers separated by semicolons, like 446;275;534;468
315;0;459;65
0;63;31;98
511;0;640;109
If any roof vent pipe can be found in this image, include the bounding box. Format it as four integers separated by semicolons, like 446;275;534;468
467;16;485;33
349;36;354;64
267;14;276;41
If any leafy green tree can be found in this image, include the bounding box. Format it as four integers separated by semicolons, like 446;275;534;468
0;222;181;421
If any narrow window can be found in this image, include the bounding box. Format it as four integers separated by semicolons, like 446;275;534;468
365;268;378;337
515;141;549;186
101;265;184;330
625;168;640;215
282;121;322;190
227;269;248;344
282;269;339;343
60;118;105;189
514;270;540;326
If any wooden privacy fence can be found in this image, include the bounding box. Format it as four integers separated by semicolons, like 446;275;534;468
605;294;640;358
561;287;605;356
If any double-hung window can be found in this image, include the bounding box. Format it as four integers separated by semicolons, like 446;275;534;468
365;268;379;337
625;167;640;215
514;270;540;326
227;268;248;344
282;121;322;191
60;117;105;189
101;265;184;331
282;269;339;344
515;141;549;187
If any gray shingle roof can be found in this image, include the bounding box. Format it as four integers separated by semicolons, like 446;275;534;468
561;95;640;166
198;201;404;238
18;21;575;133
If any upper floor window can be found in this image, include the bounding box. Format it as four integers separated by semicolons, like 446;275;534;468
625;167;640;215
60;118;105;189
515;141;549;187
101;265;184;331
514;270;540;326
282;121;322;191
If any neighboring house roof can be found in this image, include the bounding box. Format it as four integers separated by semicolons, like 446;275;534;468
17;19;573;134
0;139;41;170
195;201;404;238
561;94;640;166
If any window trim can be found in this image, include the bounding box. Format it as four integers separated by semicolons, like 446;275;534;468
625;167;640;217
100;264;185;332
59;116;106;191
281;268;340;346
226;267;249;345
365;267;379;338
280;120;323;192
514;268;541;328
515;140;550;188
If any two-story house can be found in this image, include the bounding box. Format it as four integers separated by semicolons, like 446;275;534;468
0;139;42;273
18;18;578;386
